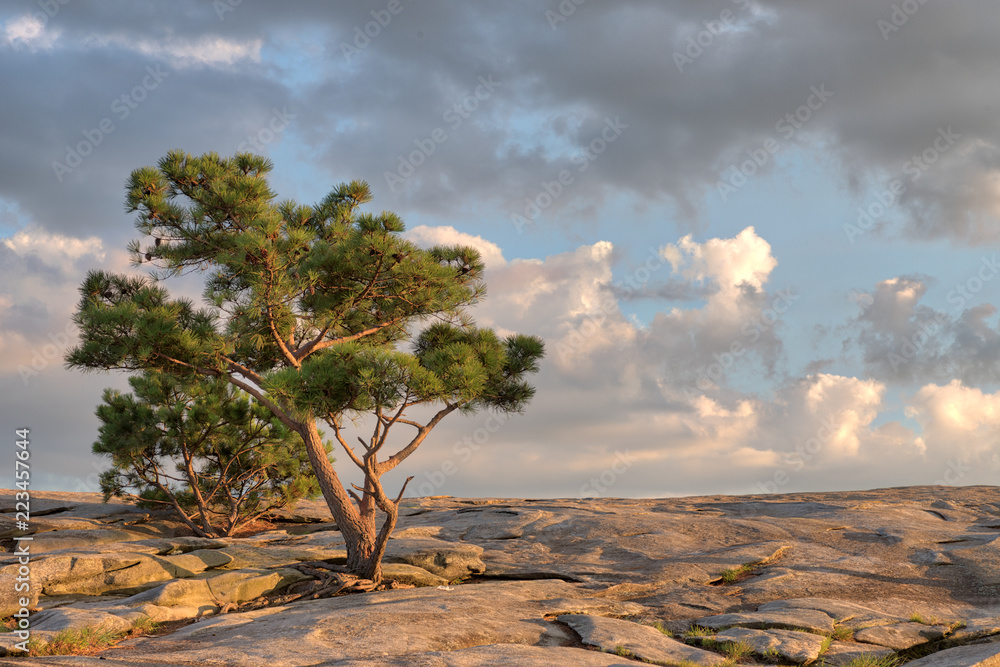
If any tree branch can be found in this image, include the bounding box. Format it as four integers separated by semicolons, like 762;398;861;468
295;318;405;360
394;476;414;504
224;374;299;432
221;357;263;386
377;403;459;475
265;304;301;368
325;414;365;469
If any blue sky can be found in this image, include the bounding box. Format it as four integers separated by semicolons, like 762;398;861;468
3;1;1000;499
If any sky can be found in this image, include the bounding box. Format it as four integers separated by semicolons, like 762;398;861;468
3;1;1000;500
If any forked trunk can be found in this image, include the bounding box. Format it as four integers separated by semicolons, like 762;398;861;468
297;419;389;582
346;531;382;582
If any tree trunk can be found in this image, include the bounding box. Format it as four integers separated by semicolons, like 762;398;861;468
297;419;383;580
346;502;381;582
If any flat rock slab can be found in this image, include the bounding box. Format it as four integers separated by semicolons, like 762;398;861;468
0;645;641;667
855;622;947;649
903;641;1000;667
0;658;176;667
755;597;898;624
123;568;308;611
950;618;1000;642
382;538;486;581
26;607;136;635
80;580;645;666
694;609;835;635
820;640;897;667
380;563;448;587
325;644;652;665
25;528;160;554
558;613;726;666
216;543;346;570
714;626;828;664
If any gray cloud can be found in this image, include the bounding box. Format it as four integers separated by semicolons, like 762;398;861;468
846;274;1000;386
4;1;1000;242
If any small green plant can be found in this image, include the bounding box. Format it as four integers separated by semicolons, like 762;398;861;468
721;640;754;661
613;644;635;657
720;563;755;583
762;647;781;660
22;617;162;657
129;616;160;636
684;625;714;638
26;626;127;657
842;653;900;667
909;613;929;624
648;620;673;637
832;625;854;641
819;636;833;655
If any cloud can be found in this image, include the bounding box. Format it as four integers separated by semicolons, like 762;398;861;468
2;227;105;266
405;225;506;268
4;2;1000;242
845;274;1000;386
0;227;125;377
905;380;1000;480
86;34;264;69
660;226;777;311
2;14;59;51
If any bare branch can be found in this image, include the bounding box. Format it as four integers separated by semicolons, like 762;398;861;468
326;414;364;469
378;403;460;475
394;476;414;504
222;357;263;386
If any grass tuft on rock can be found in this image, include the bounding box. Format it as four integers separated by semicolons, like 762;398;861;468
721;639;754;661
23;617;161;657
842;654;900;667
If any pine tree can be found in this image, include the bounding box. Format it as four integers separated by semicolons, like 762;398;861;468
93;371;326;538
67;151;544;582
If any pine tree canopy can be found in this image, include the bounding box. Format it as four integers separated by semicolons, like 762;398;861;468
66;150;545;582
